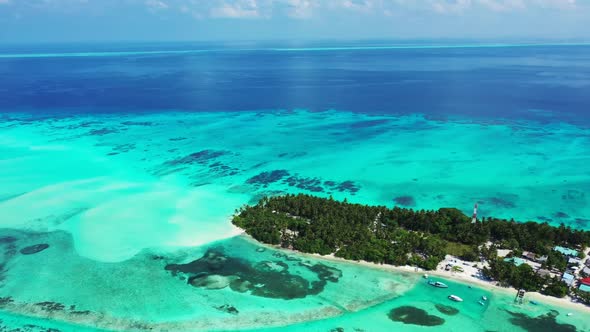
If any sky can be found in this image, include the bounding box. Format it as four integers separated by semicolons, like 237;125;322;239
0;0;589;43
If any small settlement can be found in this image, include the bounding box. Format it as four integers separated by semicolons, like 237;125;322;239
500;245;590;302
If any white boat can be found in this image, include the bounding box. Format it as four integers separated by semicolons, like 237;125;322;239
428;280;449;288
478;301;485;306
482;296;488;301
448;295;463;302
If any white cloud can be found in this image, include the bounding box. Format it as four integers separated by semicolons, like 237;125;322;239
210;0;261;18
531;0;577;10
283;0;316;18
431;0;472;14
15;0;580;21
478;0;526;11
145;0;168;10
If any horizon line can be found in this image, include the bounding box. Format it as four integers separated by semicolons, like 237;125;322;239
1;42;590;59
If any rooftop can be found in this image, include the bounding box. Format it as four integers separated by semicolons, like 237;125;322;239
568;257;581;264
504;257;526;266
562;272;575;281
554;246;578;257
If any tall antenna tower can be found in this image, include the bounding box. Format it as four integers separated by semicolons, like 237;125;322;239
471;203;478;223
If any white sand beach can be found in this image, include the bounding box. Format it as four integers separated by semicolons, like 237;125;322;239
239;232;590;313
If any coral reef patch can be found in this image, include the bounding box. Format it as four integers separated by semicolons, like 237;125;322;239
164;150;228;167
505;310;576;332
165;248;341;300
394;196;416;207
246;170;360;195
388;306;445;326
19;244;49;255
435;304;459;316
246;170;290;187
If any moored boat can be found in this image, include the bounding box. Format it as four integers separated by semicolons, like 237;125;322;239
448;295;463;302
428;280;449;288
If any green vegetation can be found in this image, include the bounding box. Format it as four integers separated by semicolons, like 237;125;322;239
542;250;568;271
444;242;474;258
232;194;590;295
482;260;568;297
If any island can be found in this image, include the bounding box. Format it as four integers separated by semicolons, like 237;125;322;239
232;194;590;303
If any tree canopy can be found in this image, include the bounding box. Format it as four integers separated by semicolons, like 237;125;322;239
233;194;590;275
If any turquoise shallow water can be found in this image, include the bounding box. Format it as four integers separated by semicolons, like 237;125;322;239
0;231;588;332
0;109;589;331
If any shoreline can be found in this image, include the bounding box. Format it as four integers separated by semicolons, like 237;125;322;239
237;232;590;313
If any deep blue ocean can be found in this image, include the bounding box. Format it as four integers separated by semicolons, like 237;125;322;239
1;42;589;125
0;42;590;331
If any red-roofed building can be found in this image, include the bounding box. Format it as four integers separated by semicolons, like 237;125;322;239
580;277;590;286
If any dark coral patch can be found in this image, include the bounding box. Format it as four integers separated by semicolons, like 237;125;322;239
574;218;589;228
246;170;359;195
284;176;324;192
281;176;360;195
215;304;239;315
537;216;553;222
331;180;360;194
169;137;187;141
207;161;239;177
34;301;65;312
88;128;118;136
20;244;49;255
111;143;135;153
164;150;228;167
388;306;445;326
486;196;517;209
251;161;270;169
350;119;389;129
71;310;91;315
561;189;585;201
121;121;153;126
247;170;290;187
276;152;307;159
72;121;103;128
165;248;341;300
506;310;576;332
394;196;416;207
305;263;342;283
435;304;459;316
0;236;17;244
0;297;14;306
553;212;570;219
